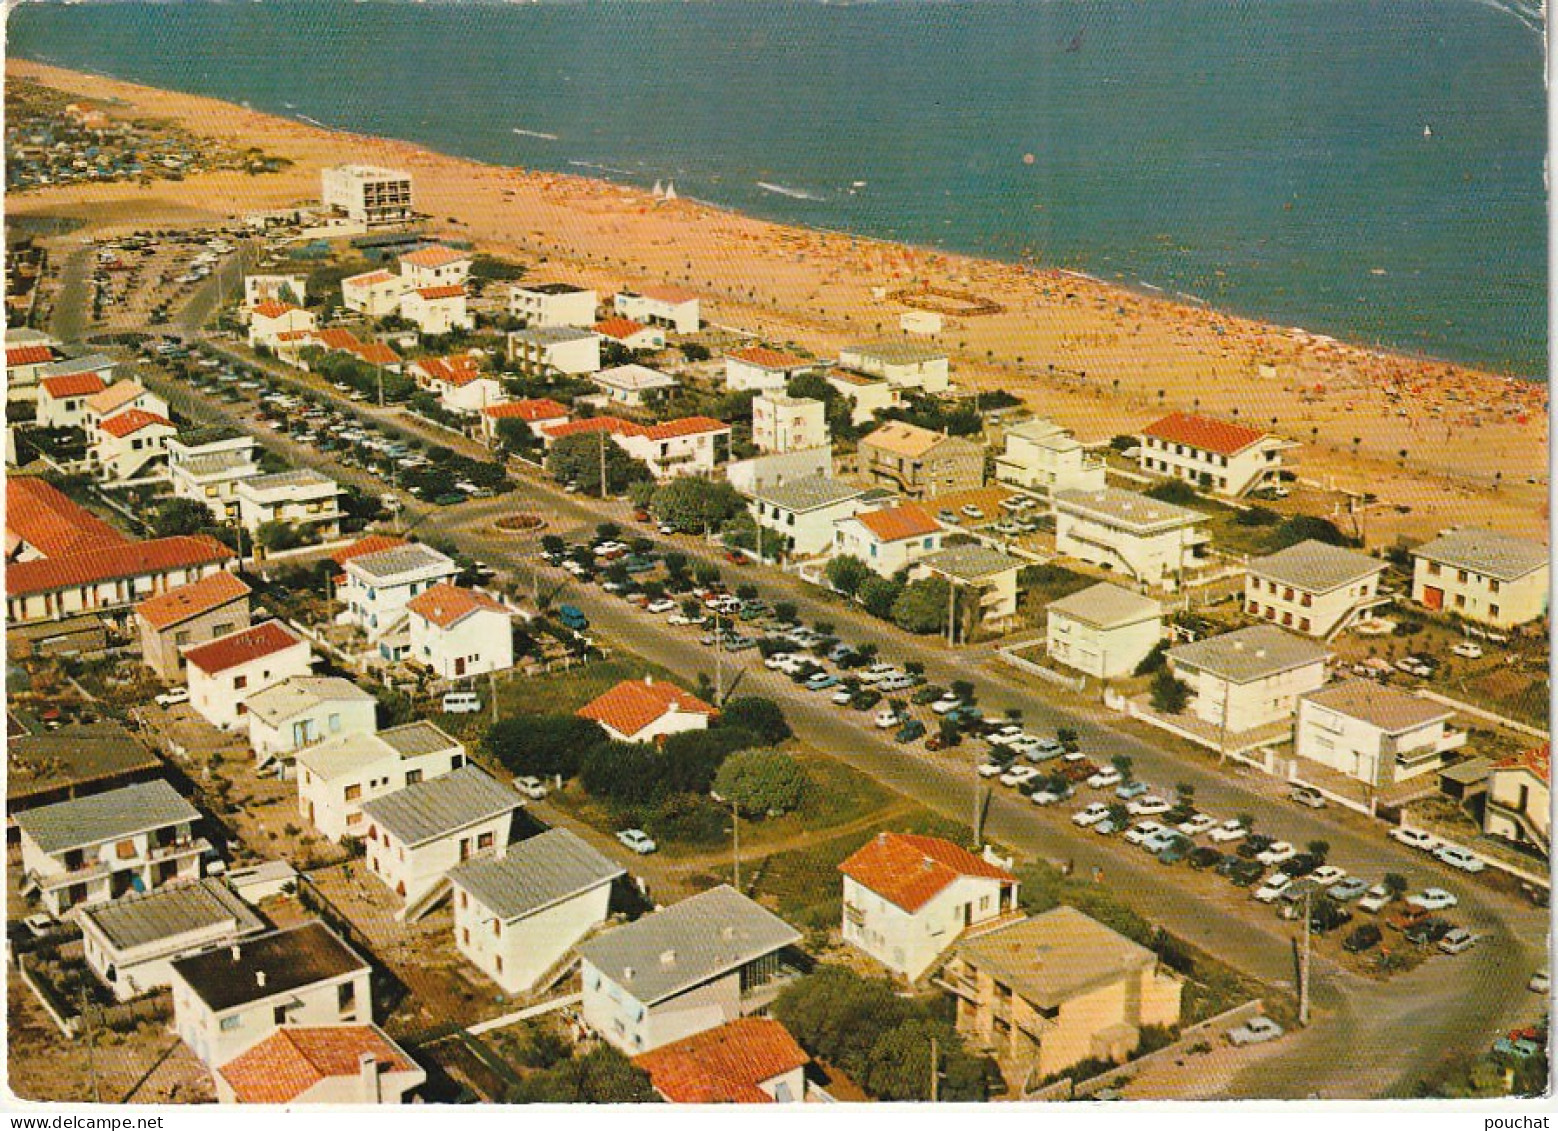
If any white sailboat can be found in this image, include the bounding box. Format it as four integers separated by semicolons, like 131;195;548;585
664;182;678;201
651;180;664;198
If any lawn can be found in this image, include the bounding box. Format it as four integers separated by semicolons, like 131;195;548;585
491;655;686;719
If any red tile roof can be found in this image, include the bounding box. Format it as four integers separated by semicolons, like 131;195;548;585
6;478;129;560
542;415;725;443
8;345;55;368
135;571;251;630
414;354;484;387
638;284;700;305
183;619;305;676
728;346;808;370
577;677;715;739
39;372;106;400
839;832;1015;912
329;535;408;567
1142;412;1268;457
400;245;470;269
345;270;397;287
7;535;234;597
405;583;509;629
355;342;402;366
853;503;940;543
1496;744;1550;785
481;398;568;422
643;416;728;441
594;317;650;341
635;1018;808;1104
414;285;466;301
251;301;302;320
98;409;173;438
86;382;150;417
217;1025;418;1105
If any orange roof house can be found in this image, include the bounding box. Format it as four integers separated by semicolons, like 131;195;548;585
405;583;509;630
481;398;568;423
39;372;107;400
7;535;234;600
135;571;251;631
854;502;941;543
216;1025;424;1105
183;620;305;677
594;317;652;342
399;245;470;270
250;300;302;320
839;832;1016;913
6;477;130;560
98;409;173;439
728;346;809;370
576;676;716;743
635;1018;809;1104
1141;412;1269;457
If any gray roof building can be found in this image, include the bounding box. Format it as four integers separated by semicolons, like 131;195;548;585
38;353;116;379
243;676;376;727
1412;527;1548;582
954;906;1156;1010
1248;540;1385;593
348;542;456;580
1055;487;1205;533
1046;582;1163;630
449;829;624;923
171;922;366;1013
919;544;1024;582
15;779;199;856
752;476;865;513
843;341;946;365
238;468;338;492
360;765;517;848
512;326;599;347
377;720;461;759
80;878;263;953
1300;680;1453;734
9;722;162;807
180;450;257;477
578;885;801;1006
1168;625;1327;684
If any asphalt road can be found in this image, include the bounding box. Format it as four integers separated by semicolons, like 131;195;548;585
127;261;1550;1098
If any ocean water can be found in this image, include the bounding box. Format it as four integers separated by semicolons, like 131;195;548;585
9;0;1547;377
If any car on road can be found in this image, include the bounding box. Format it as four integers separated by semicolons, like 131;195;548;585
645;598;678;614
1073;803;1111;828
1227;1017;1284;1047
1388;827;1439;852
155;687;190;708
1432;845;1487;873
805;673;840;691
1087;767;1122;790
1115;780;1151;801
1177;813;1216;837
1308;865;1347;887
1289;785;1327;809
1158;835;1194;865
1438;928;1479;954
1257;841;1297;866
1404;917;1453;946
1327;877;1369;903
513;776;549;800
1408;887;1458;911
1127;795;1171;817
1343;923;1383;953
1451;641;1484;659
616;829;657;855
1208;819;1249;844
895;719;927;744
667;613;705;627
874;706;905;730
1357;883;1397;914
1000;765;1042;788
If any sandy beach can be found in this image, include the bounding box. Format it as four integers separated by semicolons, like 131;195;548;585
7;59;1547;546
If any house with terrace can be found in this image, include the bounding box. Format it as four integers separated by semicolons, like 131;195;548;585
297;720;467;842
993;417;1107;498
1044;582;1164;681
83;381;167;433
858;421;984;499
614;285;700;334
235;469;343;540
1295;680;1466;792
1245;540;1389;639
245;676;379;772
410;353;504;416
1410;526;1550;629
836;342;950;394
508;326;602;376
184;620;314;731
593;363;680;409
1137;412;1295;498
166;433;262;521
1053;487;1210;590
510;281;598;328
339;541;461;658
135;570;253;682
248;302;317;351
1484;745;1549;858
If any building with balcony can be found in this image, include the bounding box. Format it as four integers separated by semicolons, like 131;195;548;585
724;346;816;393
245;675;379;772
748;476;867;558
16;779;208;918
1137;412;1295;498
184;620;314;731
339;541;462;652
1166;625;1328;736
1044;582;1164;681
593;364;680;408
507;325;602;376
297;720;467;842
1484;745;1549;858
1246;540;1389;638
752;393;827;455
1054;488;1210;589
832;502;945;578
614;285;700;334
511;281;598;328
1410;527;1549;629
836;342;949;394
321;164;413;225
912;545;1026;630
1296;680;1466;788
92;408;177;482
135;570;253;682
993;417;1107;498
235;469;343;539
839;832;1020;982
858;421;984;500
579;885;805;1055
166;433;262;522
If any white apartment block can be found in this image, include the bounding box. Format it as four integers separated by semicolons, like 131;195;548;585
508;326;602;376
511;282;598;328
167;434;261;522
1410;527;1550;628
836;342;949;393
613;285;700;334
1137;412;1294;498
1166;625;1328;735
1245;540;1388;638
1054;488;1210;589
1295;680;1466;789
297;721;467;843
993;417;1107;497
752;393;827;454
340;542;462;648
1045;582;1164;680
235;469;342;538
322;164;414;224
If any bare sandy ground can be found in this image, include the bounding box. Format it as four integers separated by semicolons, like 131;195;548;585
7;59;1547;545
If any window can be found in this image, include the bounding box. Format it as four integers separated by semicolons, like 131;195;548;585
338;981;357;1016
1489;579;1501;594
344;783;362;802
234;675;248;691
116;839;137;860
328;713;341;733
1454;594;1466;609
220;1016;242;1032
174;630;191;647
1490;604;1501;620
405;770;423;786
492;919;501;937
478;832;495;850
452;753;465;770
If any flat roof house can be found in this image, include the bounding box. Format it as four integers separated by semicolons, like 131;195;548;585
1246;540;1389;639
297;720;466;843
449;828;625;995
321;164;413;225
836;342;949;394
6;533;236;626
1054;487;1210;589
752;393;827;455
1410;526;1549;629
405;583;515;680
361;765;521;918
614;284;700;335
166;433;262;522
16;779;208;919
184;620;314;732
824;367;897;426
1296;680;1466;790
245;675;379;773
839;832;1020;982
235;469;342;539
1167;625;1328;737
79;877;266;1002
942;906;1182;1088
635;1017;810;1104
858;421;984;499
507;326;602;376
510;281;598;329
725;346;815;393
593;363;680;408
913;544;1026;629
1044;582;1163;680
579;885;804;1055
1138;411;1295;498
749;475;867;558
8;722;163;817
832;502;944;578
993;417;1107;498
577;676;717;744
170;921;372;1068
340;541;461;656
215;1024;425;1105
135;570;253;682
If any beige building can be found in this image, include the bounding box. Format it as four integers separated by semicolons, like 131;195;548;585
1054;488;1210;589
943;907;1182;1087
1295;680;1466;789
1245;540;1389;638
912;544;1025;630
1410;527;1549;629
135;571;253;682
836;342;950;394
1166;625;1328;735
1138;412;1295;498
752;393;827;454
321;164;413;224
824;368;897;426
993;417;1107;498
1484;745;1549;857
1045;582;1163;680
858;421;984;499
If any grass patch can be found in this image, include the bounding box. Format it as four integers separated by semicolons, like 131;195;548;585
492;656;684;720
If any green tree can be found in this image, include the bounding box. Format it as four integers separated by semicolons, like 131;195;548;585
494;416;541;457
715;696;792;744
891;576;951;635
859;575;903;620
546;433;650;496
1382;872;1409;897
1150;668;1190;714
713;749;809;817
1272;514;1355;549
150;497;216;538
483;715;603;780
865;1017;992;1102
1056;727;1079;751
1306;839;1331;862
256;520;309;552
773;966;915;1081
506;1046;660;1103
1134;640;1170;677
652;477;745;532
825;554;871;598
1144;478;1200;504
1111;754;1135;781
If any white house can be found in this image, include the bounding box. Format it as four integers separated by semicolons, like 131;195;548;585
1295;680;1466;789
184;620;314;731
341;270;408;317
297;720;467;843
409;353;504;415
244;675;379;771
1166;625;1328;735
322;164;413;224
1138;412;1295;498
1485;745;1549;856
508;326;602;376
169;921;372;1067
824;368;897;426
83;381;168;434
15;780;208;919
35;371;107;429
361;765;521;917
1410;526;1550;629
215;1024;425;1105
480;398;570;445
32;353;116;410
838;832;1020;982
449;828;624;995
614;285;700;334
235;469;343;539
832;502;945;577
635;1019;810;1105
1045;582;1163;680
167;433;262;522
594;317;666;353
248;302;318;350
1246;540;1389;638
92;409;177;482
244;274;307;308
912;544;1025;629
8;342;62;401
6;534;235;627
724;444;834;498
593;364;680;408
511;282;598;328
725;346;815;392
398;245;472;289
993;417;1107;497
576;676;717;744
541;416;730;481
579;885;803;1055
1054;487;1211;589
399;286;472;335
836;342;949;394
405;584;514;680
752;393;827;454
80;878;265;1002
749;476;867;558
339;541;462;652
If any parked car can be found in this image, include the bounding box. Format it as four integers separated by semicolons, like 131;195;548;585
877;675;918;693
1236;834;1275;859
1208;819;1249;844
874;706;904;730
1139;828;1179;854
616;829;657;855
1254;873;1293;903
895;719;927;744
1408;887;1458;911
1327;877;1369;903
1158;835;1194;865
1390;827;1440;851
1342;923;1383;953
1000;765;1042;788
1438;928;1479;954
1308;865;1347;887
1177;814;1216;837
930;693;965;715
1493;1037;1542;1060
1357;883;1397;914
977;759;1010;778
1308;901;1353;933
1289;785;1327;809
154;687;190;708
1115;780;1151;801
1030;781;1073;806
442;691;482;714
1225;860;1265;887
1404;917;1453;946
1227;1017;1284;1047
1188;847;1225;870
805;673;840;691
1529;969;1550;994
1432;845;1487;874
1257;841;1297;866
1087;767;1122;790
513;776;549;800
645;598;678;614
1123;821;1168;847
1451;641;1484;659
1073;803;1111;828
1127;795;1171;817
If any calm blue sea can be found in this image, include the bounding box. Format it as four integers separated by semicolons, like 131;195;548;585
9;0;1547;377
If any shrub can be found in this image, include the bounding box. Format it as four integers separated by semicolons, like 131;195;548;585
713;750;808;817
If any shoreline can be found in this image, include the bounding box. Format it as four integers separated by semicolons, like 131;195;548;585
6;58;1549;545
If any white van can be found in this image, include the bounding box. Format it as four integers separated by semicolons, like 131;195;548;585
442;691;482;714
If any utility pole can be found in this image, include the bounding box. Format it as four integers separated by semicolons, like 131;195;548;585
1217;677;1231;766
1299;887;1312;1027
929;1036;939;1102
946;575;958;648
489;668;499;726
730;800;741;891
598;429;608;499
376;358;385;409
713;611;724;705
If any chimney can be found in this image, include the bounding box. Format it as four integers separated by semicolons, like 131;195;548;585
644;674;654;686
359;1053;382;1104
1255;648;1267;659
255;970;266;989
231;945;242;963
622;966;635;981
660;949;677;966
720;925;736;941
1232;640;1245;652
